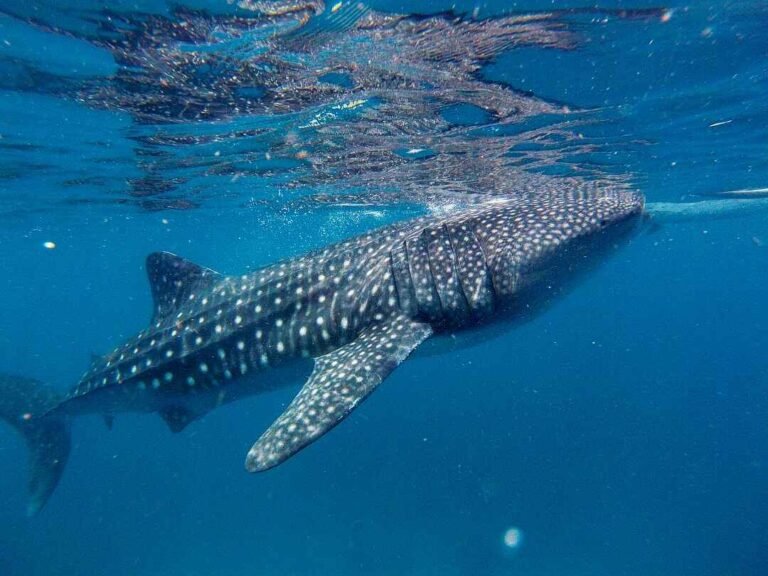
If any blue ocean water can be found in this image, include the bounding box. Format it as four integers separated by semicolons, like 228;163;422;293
0;1;767;575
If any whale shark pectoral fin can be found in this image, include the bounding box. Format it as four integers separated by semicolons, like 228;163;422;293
146;252;222;323
245;315;433;472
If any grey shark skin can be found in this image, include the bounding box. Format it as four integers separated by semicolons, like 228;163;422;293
0;190;643;512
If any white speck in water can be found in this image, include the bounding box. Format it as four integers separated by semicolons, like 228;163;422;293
502;527;523;549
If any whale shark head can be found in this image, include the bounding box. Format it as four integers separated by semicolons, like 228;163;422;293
477;189;645;313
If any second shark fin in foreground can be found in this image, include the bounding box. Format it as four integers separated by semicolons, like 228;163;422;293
245;315;433;472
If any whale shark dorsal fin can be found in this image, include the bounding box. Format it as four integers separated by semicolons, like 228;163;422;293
146;252;222;323
245;315;433;472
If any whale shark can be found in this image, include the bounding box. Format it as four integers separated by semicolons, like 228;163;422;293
0;190;644;514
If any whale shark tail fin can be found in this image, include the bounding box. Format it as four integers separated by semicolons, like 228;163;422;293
0;373;70;516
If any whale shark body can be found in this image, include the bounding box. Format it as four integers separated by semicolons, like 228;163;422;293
0;190;644;514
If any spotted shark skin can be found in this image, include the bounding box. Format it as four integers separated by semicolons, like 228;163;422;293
1;190;643;512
